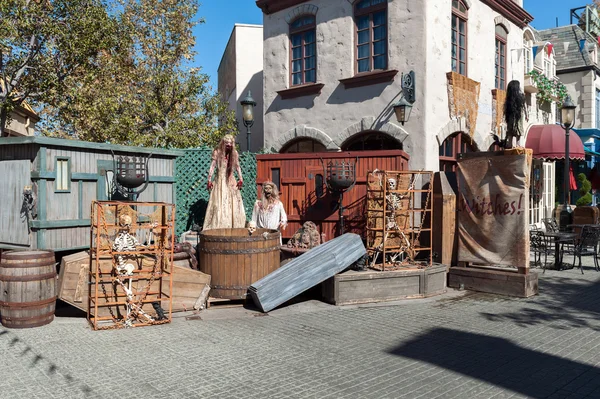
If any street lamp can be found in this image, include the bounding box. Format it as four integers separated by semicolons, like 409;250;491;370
559;95;577;230
240;91;256;152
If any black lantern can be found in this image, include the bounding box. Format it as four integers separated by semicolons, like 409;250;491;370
111;150;152;201
559;95;577;230
240;91;256;152
321;157;358;235
393;98;413;125
393;70;416;125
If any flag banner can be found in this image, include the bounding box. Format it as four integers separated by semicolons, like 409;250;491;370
532;45;539;59
564;42;570;53
457;150;532;268
580;39;586;51
546;43;553;55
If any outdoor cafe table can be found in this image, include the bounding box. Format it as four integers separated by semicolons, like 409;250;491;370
541;231;577;270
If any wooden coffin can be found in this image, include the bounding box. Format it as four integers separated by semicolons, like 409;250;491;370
249;233;367;312
57;251;210;315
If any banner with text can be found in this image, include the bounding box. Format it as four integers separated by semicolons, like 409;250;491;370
457;150;532;268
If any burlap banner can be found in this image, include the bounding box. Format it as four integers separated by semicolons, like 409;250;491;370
457;150;532;268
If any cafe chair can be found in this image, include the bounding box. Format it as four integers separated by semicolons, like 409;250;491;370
530;231;553;269
542;218;559;233
570;225;600;274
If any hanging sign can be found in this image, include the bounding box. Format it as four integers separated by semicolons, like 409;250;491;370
457;150;532;269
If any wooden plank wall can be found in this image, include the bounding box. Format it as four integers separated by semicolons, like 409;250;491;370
39;147;176;251
256;150;410;240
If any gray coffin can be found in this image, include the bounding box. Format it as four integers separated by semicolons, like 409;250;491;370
249;233;366;312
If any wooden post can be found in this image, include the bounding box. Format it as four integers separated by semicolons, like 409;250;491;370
432;172;457;266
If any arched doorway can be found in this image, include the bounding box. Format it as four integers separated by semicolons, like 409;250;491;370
439;132;476;172
280;138;327;153
342;131;403;151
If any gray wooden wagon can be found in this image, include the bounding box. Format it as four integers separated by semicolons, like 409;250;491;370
0;136;182;252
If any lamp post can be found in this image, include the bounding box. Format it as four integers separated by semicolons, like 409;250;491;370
240;91;256;152
392;71;416;125
559;95;577;230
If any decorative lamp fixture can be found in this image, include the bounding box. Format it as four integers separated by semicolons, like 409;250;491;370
111;150;152;201
560;95;576;129
392;71;416;125
393;97;413;125
240;91;256;152
559;95;577;230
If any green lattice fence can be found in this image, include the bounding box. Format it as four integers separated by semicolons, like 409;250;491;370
174;148;257;238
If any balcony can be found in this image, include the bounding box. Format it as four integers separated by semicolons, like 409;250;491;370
523;74;539;94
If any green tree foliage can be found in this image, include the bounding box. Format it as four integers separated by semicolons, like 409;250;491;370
0;0;117;136
2;0;237;148
576;172;593;206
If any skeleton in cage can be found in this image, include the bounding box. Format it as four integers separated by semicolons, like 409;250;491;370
112;214;139;276
372;175;416;267
112;214;154;325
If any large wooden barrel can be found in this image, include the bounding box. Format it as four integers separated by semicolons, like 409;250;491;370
0;250;57;328
199;228;280;299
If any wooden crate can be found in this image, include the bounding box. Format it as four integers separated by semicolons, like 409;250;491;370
58;251;210;314
321;263;448;306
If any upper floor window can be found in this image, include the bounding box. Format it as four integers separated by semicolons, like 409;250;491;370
355;0;387;73
523;31;534;75
495;25;508;90
451;0;468;75
290;15;317;86
542;49;552;78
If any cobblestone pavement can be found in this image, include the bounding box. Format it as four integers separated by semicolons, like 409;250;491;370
2;260;600;399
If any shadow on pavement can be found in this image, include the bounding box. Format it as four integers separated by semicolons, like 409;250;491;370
479;274;600;331
388;327;599;398
0;329;93;396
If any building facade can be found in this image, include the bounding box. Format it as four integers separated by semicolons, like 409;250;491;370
2;103;39;137
256;0;534;173
217;24;264;152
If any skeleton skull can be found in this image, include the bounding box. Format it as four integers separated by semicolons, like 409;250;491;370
387;178;397;191
247;221;257;235
119;214;133;227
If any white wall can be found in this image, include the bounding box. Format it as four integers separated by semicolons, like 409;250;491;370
263;0;426;167
217;24;264;152
261;0;527;170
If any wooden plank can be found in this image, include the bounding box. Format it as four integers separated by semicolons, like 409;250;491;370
249;233;366;312
0;160;32;246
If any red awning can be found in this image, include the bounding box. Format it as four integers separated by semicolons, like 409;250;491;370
525;124;585;160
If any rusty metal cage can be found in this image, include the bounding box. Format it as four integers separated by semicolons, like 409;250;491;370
366;170;433;270
88;201;175;330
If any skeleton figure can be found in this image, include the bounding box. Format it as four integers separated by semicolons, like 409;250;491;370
112;214;155;326
112;215;139;276
247;221;257;235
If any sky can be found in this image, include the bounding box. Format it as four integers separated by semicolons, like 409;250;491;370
192;1;262;92
193;1;583;93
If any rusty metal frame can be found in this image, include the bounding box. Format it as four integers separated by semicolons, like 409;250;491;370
88;201;175;330
366;170;433;271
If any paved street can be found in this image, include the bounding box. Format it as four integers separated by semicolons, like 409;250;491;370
2;261;600;399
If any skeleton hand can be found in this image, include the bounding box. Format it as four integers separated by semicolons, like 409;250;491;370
237;180;243;189
207;181;213;191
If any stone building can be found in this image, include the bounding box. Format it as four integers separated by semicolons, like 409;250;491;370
255;0;534;172
217;24;264;152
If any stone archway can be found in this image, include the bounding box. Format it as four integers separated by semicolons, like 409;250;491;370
334;116;408;148
271;125;339;152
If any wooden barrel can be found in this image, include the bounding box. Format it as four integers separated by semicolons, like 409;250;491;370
0;250;57;328
199;228;280;299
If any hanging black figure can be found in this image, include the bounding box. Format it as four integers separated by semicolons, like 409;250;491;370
501;80;528;149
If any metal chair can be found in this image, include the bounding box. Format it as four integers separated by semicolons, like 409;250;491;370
542;218;559;233
570;225;600;274
530;231;553;269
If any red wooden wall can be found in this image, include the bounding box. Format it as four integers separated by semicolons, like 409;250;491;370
256;150;410;240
